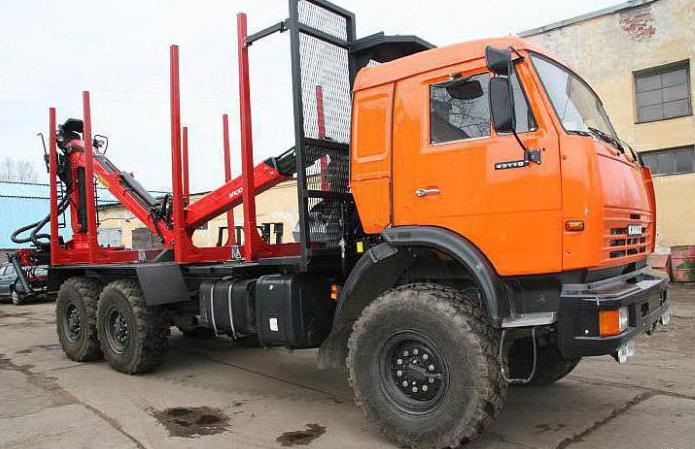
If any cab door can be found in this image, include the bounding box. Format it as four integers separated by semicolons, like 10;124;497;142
392;59;563;276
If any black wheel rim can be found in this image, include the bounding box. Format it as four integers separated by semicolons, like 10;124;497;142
378;331;449;414
105;305;130;353
64;304;81;342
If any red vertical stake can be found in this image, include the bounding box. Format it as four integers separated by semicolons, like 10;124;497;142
222;114;236;245
316;85;328;191
82;91;99;261
48;108;59;259
169;44;186;262
237;13;259;261
182;126;190;204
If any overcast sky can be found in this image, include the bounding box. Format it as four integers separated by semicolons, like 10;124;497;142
0;0;623;192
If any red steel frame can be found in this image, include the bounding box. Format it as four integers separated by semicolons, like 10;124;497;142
47;12;301;267
222;114;236;245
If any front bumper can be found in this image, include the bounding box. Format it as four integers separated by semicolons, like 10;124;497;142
557;267;670;359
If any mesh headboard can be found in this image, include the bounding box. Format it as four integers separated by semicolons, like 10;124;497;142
289;0;355;264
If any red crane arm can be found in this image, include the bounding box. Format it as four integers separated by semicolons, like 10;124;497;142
184;160;289;231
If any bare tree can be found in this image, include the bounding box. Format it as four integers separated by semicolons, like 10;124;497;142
0;157;40;183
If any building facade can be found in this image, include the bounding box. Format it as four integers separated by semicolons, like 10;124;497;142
520;0;694;252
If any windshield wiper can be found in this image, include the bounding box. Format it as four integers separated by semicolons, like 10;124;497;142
587;127;624;154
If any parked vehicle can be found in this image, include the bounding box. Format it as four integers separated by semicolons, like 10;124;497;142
16;1;670;447
0;262;48;305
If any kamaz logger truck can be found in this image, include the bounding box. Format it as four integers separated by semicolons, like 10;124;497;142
13;1;671;447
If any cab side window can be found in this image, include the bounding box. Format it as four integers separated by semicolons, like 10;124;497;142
430;73;490;144
511;72;537;133
430;71;536;144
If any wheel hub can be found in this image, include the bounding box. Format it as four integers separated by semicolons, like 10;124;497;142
65;304;81;342
106;307;130;353
380;332;448;413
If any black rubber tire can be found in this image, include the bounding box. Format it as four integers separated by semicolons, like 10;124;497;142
97;279;169;374
56;277;103;362
178;326;217;339
508;337;581;386
11;289;28;305
347;283;507;449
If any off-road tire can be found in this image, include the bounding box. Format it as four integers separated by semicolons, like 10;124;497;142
11;289;28;305
56;277;103;362
97;279;169;374
347;283;507;449
508;337;581;386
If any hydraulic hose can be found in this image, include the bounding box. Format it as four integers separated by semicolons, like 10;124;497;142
11;193;71;248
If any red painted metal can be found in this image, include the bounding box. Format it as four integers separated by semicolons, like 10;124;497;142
185;162;286;229
47;14;302;267
169;44;187;262
237;13;261;261
48;108;59;260
182;126;190;204
316;85;328;191
222;114;236;245
82;92;99;262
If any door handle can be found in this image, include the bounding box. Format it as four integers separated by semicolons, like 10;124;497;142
415;188;440;197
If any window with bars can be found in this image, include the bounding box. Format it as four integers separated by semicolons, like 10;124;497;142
634;61;692;123
641;146;695;176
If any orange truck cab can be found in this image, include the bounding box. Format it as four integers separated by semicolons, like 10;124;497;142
330;36;670;366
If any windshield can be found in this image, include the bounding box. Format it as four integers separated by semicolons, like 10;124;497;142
531;54;618;139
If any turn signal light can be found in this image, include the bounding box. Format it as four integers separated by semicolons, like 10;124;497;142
330;284;340;301
599;307;629;336
565;220;585;232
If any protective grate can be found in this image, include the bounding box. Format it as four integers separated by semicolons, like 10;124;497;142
299;33;351;143
307;197;346;247
298;0;348;40
293;0;354;252
304;145;350;193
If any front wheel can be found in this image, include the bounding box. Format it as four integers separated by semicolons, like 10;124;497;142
97;279;169;374
11;289;27;305
347;283;507;449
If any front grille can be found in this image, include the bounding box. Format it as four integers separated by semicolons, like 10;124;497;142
603;209;651;264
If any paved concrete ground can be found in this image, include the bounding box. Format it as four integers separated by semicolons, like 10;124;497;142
1;286;694;449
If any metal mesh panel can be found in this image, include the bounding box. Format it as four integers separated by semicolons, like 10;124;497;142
299;33;351;143
304;145;350;193
292;0;354;253
307;197;346;247
298;0;348;40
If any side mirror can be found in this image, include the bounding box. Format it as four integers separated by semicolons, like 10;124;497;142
447;79;484;101
489;77;514;133
485;46;512;76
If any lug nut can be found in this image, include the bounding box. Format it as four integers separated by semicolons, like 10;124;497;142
402;381;408;387
403;350;409;357
422;385;428;392
428;378;435;384
396;359;403;365
412;386;418;393
428;364;435;371
413;349;419;355
396;370;403;377
422;354;429;361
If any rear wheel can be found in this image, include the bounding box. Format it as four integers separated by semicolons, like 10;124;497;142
347;283;506;449
56;277;103;362
508;337;581;386
97;279;169;374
